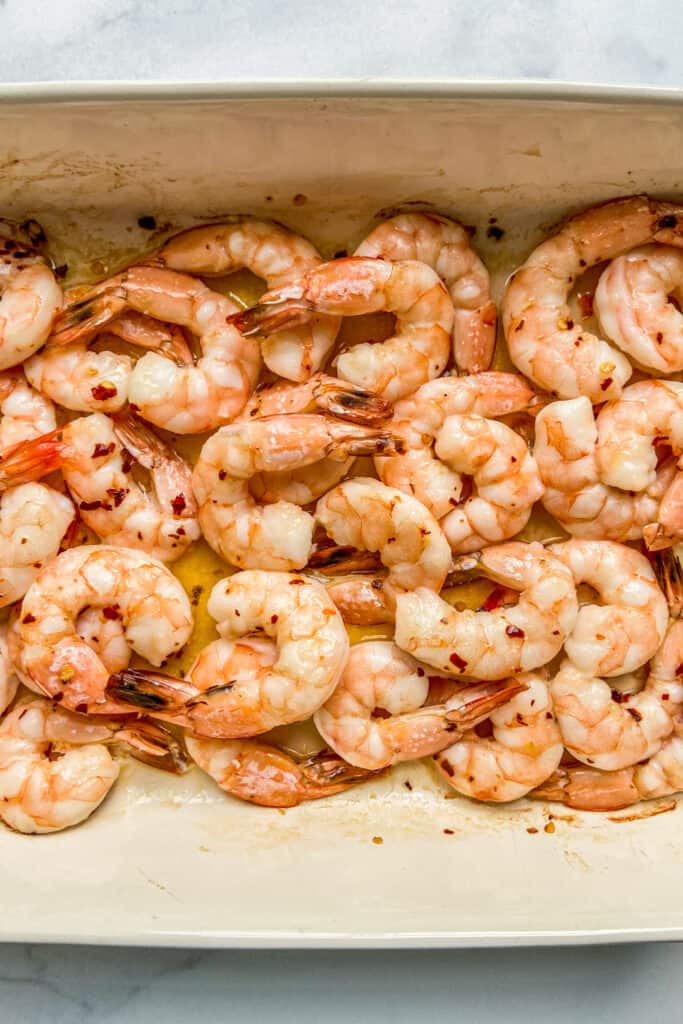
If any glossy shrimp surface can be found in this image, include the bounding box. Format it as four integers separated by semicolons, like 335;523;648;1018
193;416;400;571
550;619;683;772
551;539;668;677
314;640;526;770
394;542;578;679
0;699;119;833
0;240;62;369
355;213;496;372
155;219;340;381
233;257;454;400
434;672;563;802
14;545;193;713
106;571;349;738
503;195;683;401
50;266;261;432
59;412;200;562
594;245;683;373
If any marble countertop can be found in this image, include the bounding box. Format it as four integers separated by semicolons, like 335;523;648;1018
2;0;683;1020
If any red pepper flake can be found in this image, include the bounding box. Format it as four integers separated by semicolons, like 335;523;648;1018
439;758;455;777
527;827;539;834
676;663;683;677
102;605;122;621
190;585;203;607
627;707;643;722
22;613;36;624
270;614;279;624
656;331;664;343
292;193;307;206
416;667;425;677
505;624;525;638
218;469;227;481
449;652;468;671
404;780;413;791
443;828;455;835
600;377;613;392
171;494;187;516
289;579;305;585
80;499;103;511
92;442;115;458
578;292;594;318
662;693;670;701
106;488;126;508
91;383;118;401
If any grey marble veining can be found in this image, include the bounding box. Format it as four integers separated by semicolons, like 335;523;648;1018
1;0;681;86
1;0;683;1020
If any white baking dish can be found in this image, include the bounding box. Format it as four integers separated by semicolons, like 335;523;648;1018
2;81;683;948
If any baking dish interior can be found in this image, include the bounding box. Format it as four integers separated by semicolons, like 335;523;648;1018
1;89;683;947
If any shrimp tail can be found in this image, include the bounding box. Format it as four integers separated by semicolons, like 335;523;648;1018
50;287;127;346
649;547;683;617
311;376;392;424
105;668;198;711
531;765;640;811
308;543;383;574
112;410;181;472
328;430;405;460
115;718;191;774
298;749;385;796
0;429;66;489
445;679;528;729
228;291;311;337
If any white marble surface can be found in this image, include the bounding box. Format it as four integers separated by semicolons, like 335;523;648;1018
2;0;683;1020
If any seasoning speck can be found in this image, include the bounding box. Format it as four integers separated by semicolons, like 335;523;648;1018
372;835;384;845
137;215;157;230
544;821;555;834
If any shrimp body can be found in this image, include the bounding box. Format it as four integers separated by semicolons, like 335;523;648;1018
503;195;683;401
534;396;676;541
0;700;119;833
594;246;683;373
51;267;260;432
59;412;199;562
14;545;193;713
185;735;379;807
394;541;578;679
106;571;349;738
0;241;62;369
434;673;563;802
375;372;538;521
355;213;496;372
314;640;526;770
155;219;340;381
551;540;668;676
533;725;683;811
233;257;454;400
0;624;18;715
0;369;57;448
550;619;683;772
193;417;400;571
315;478;451;614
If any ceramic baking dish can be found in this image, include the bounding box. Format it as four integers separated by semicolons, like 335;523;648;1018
2;81;683;948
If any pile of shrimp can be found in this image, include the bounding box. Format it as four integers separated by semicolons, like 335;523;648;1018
3;198;683;833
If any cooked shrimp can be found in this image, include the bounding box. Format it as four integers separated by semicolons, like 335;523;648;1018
50;266;260;432
185;735;379;808
534;731;683;811
0;699;119;833
394;541;578;679
0;239;62;369
13;545;193;714
551;539;668;676
0;483;75;607
0;369;56;448
434;672;563;802
594;246;683;373
314;640;526;770
0;624;18;714
154;219;340;381
315;478;451;616
239;372;392;424
503;194;683;401
25;311;193;413
355;213;496;372
193;417;401;571
534;395;677;541
106;571;349;738
550;619;683;772
232;257;454;401
375;372;538;519
55;411;200;562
